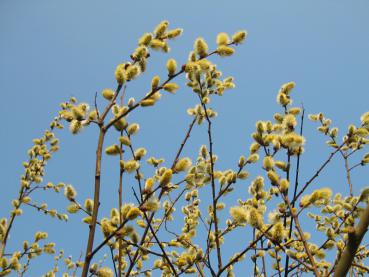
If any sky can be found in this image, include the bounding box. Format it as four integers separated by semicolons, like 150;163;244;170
1;0;369;276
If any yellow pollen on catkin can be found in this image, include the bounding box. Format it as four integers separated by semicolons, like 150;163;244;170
126;207;142;220
166;59;177;75
159;169;173;187
194;37;208;58
105;144;120;156
230;206;248;224
174;157;192;172
154;20;169;38
166;28;183;39
232;30;248;44
247;207;263;228
127;123;140;135
102;89;115;101
64;185;76;201
138;33;153;46
263;156;274;170
267;170;279;185
151;75;160;90
144;178;154;192
115;64;126;85
283;114;297;129
163;83;179;93
216;32;230;46
217;45;235;57
271;222;285;242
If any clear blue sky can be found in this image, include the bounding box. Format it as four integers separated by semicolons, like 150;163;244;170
1;0;369;276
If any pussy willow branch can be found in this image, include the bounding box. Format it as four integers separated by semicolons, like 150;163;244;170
274;248;282;277
253;229;257;277
0;187;24;257
201;98;222;271
123;130;143;200
215;164;244;202
263;227;315;272
0;155;47;258
131;167;178;275
283;195;321;276
334;201;369;276
109;246;118;277
82;46;227;275
284;107;305;276
104;48;220;133
104;69;184;132
333;136;354;196
261;238;267;277
81;83;122;277
349;162;363;172
287;199;362;275
118;131;124;277
124;117;197;276
143;212;178;276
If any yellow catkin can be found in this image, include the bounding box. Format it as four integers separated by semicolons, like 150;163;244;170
141;99;156;107
267;170;279;185
216;32;230;46
119;136;131;146
263;156;274;170
159;169;173;187
144;178;155;192
194;37;208;58
174;157;192;172
166;28;183;39
105;144;120;155
151;75;160;90
232;30;247;44
64;185;76;201
247;207;263;228
247;153;259;163
120;160;140;173
102;89;115;100
115;64;125;85
163;83;179;93
96;267;114;277
127;123;140;135
126;207;142;220
154;20;169;38
166;59;177;75
217;45;235;57
138;33;153;46
230;206;248;224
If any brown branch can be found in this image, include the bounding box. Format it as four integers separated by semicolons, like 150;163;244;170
0;187;26;258
81;127;106;277
284;107;305;276
124;117;197;276
334;201;369;277
171;116;197;169
201;99;222;271
118;131;124;277
143;212;178;276
283;195;320;276
81;84;124;276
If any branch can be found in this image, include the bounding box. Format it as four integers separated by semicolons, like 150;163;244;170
284;107;305;276
334;201;369;277
201;99;222;271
